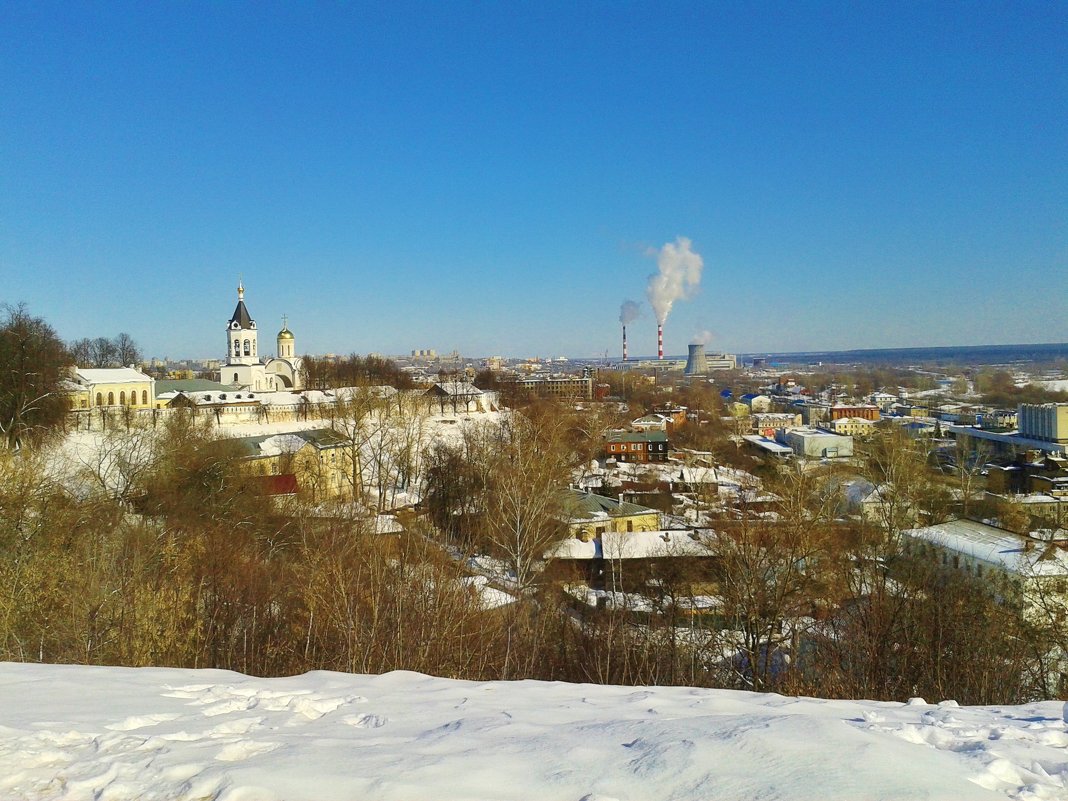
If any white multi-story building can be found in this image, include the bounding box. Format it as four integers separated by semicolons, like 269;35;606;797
1019;403;1068;444
901;519;1068;619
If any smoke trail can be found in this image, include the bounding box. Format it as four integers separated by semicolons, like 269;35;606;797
618;300;642;325
645;236;703;324
690;329;714;346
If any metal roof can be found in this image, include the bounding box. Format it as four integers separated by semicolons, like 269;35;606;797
230;300;254;329
561;489;656;520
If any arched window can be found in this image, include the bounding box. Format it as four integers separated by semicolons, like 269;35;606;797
233;372;239;383
234;340;240;357
244;339;251;356
96;393;102;406
142;390;148;405
108;392;114;405
119;391;125;405
252;341;256;356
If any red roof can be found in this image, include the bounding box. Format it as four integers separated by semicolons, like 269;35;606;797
253;474;299;496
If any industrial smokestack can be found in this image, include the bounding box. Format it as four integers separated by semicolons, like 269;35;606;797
657;323;664;360
622;325;628;362
685;343;709;375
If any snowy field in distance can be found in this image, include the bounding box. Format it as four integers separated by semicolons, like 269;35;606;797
1;663;1066;801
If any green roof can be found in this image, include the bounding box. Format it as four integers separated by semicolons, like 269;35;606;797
297;428;349;449
605;430;669;443
225;428;348;458
156;379;231;393
561;489;656;520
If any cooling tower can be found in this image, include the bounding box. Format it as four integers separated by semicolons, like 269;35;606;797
685;343;708;375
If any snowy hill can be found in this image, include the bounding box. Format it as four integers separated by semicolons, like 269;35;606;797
0;663;1065;801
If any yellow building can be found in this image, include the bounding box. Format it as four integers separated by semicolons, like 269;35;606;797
561;489;660;541
232;428;353;501
828;416;877;438
72;367;156;409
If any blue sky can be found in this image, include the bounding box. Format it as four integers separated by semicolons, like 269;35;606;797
2;2;1066;360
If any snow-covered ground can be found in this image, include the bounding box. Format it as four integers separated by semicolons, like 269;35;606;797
1033;379;1068;393
1;663;1065;801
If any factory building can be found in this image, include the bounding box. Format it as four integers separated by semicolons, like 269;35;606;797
1018;403;1068;444
783;428;854;458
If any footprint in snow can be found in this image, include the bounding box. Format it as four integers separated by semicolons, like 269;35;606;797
343;713;388;729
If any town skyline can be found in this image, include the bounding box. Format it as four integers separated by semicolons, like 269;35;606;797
3;3;1066;358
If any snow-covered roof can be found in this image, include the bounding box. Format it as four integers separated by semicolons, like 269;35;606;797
75;367;154;384
677;466;719;484
742;435;793;454
459;575;517;610
632;414;671;425
561;489;656;521
427;381;482;396
546;530;714;560
902;519;1068;578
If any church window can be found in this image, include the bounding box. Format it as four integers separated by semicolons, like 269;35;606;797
244;339;251;356
96;393;102;406
142;390;148;405
252;341;256;356
108;392;114;405
119;391;126;405
234;340;240;357
233;373;239;383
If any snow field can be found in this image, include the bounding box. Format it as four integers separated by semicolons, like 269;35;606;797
0;662;1065;801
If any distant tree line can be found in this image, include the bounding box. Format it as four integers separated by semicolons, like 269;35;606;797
301;354;414;391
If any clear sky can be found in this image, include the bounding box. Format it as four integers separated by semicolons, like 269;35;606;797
2;2;1066;360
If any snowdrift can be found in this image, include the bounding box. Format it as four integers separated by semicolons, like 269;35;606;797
0;662;1065;800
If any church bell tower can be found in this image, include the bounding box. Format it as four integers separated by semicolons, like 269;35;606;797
226;280;259;365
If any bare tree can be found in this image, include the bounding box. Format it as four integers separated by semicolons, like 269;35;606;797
472;413;572;592
89;337;117;368
69;337;93;368
0;305;71;451
328;385;389;501
708;468;839;692
113;332;142;367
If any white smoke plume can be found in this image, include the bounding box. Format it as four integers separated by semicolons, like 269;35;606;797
691;329;714;346
618;300;642;326
645;236;704;324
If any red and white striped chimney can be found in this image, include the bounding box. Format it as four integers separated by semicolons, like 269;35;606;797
657;323;664;360
622;325;628;362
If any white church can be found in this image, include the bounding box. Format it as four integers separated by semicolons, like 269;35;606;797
217;282;304;391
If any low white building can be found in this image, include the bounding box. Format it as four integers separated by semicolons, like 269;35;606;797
783;428;853;458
